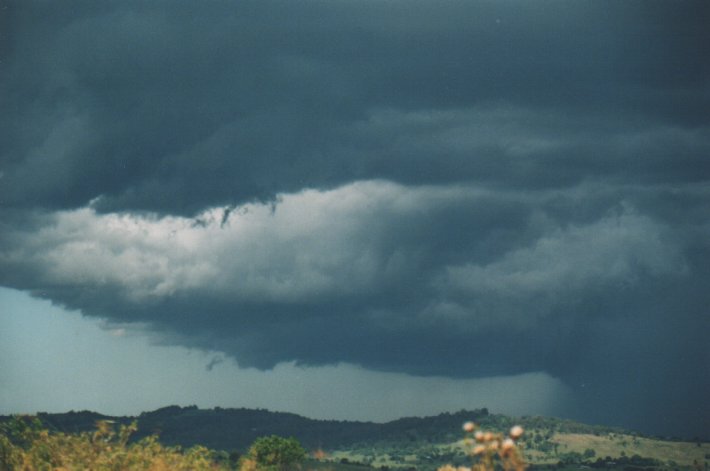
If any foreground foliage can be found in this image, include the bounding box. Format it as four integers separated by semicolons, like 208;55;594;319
0;416;228;470
1;412;705;471
437;421;527;471
240;435;307;471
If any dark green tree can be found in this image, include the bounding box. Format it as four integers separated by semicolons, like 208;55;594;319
244;435;306;471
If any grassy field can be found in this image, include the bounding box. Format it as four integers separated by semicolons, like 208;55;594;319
546;433;709;466
304;459;381;471
326;431;709;470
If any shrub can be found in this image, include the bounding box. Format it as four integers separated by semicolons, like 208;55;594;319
240;435;306;471
0;416;228;470
438;421;527;471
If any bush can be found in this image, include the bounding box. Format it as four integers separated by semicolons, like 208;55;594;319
0;416;228;470
438;421;527;471
240;435;306;471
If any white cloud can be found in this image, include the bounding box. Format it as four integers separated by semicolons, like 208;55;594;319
3;181;476;303
1;181;687;333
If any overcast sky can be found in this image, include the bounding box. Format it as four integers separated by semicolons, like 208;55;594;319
1;0;708;439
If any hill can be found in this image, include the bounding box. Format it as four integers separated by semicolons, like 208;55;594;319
3;406;492;451
2;406;707;470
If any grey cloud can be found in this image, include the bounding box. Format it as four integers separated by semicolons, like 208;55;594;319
205;356;225;372
2;1;708;214
438;207;688;330
1;0;709;438
1;180;708;435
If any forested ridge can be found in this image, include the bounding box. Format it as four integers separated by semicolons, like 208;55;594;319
1;406;634;452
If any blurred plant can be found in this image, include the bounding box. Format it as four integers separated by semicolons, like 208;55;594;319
439;421;526;471
0;416;226;470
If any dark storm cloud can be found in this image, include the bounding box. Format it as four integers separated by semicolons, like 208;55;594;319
1;0;709;438
1;181;708;436
2;0;709;213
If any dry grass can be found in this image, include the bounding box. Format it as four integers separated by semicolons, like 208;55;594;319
444;428;708;469
551;433;709;467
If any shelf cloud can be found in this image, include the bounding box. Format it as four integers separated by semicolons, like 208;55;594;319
1;0;708;437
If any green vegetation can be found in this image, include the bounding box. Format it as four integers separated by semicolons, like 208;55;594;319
1;407;707;471
0;417;314;470
241;435;307;471
0;416;226;470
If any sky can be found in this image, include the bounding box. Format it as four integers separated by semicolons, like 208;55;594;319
0;0;708;439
